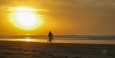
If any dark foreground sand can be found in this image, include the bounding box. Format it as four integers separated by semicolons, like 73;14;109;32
0;41;115;58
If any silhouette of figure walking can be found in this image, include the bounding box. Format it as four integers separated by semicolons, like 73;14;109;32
48;31;54;42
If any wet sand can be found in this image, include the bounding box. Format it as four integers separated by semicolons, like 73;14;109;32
0;41;115;58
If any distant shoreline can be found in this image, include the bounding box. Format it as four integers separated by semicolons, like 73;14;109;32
0;35;115;40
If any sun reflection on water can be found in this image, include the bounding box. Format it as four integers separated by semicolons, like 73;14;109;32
0;37;47;43
24;37;32;42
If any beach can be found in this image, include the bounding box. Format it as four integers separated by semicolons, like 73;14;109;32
0;41;115;58
1;0;115;58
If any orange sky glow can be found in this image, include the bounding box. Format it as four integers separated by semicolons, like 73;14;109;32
0;0;115;35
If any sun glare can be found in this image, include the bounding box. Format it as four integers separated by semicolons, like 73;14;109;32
9;6;43;30
25;37;32;42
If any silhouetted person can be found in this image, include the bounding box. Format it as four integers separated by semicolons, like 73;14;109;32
48;31;54;42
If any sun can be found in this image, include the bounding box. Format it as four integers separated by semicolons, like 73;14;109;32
9;6;43;30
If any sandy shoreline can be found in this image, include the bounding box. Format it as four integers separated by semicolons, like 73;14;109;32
0;41;115;58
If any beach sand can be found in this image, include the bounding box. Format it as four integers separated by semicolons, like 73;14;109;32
0;41;115;58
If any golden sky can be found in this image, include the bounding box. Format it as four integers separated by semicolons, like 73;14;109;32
0;0;115;35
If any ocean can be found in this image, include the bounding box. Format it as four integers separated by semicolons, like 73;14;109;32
0;35;115;44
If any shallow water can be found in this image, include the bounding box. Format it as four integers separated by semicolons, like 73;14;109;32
0;38;115;44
